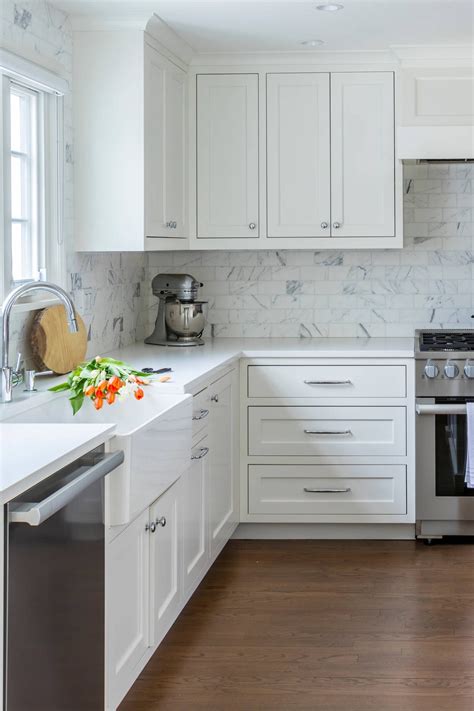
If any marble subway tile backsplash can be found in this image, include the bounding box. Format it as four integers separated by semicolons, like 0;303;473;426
147;163;474;339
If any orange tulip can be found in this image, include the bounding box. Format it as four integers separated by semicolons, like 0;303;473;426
134;387;144;400
84;384;95;397
97;380;108;392
95;388;104;399
94;396;103;410
106;391;116;405
108;376;121;390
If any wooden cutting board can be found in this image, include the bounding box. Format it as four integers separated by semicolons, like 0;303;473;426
30;305;88;374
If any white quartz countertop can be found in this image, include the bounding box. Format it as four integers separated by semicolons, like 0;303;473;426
110;337;415;393
0;422;115;503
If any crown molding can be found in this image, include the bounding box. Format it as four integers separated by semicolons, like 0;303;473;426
390;44;474;68
190;49;396;67
69;12;194;67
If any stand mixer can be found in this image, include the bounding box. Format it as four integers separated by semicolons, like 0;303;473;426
145;274;207;347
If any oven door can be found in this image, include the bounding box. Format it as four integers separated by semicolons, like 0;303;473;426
416;398;474;521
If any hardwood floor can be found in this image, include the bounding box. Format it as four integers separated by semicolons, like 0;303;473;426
120;540;474;711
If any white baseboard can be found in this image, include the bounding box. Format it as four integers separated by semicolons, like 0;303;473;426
232;523;416;540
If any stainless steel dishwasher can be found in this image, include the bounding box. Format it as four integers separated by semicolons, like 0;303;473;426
4;444;124;711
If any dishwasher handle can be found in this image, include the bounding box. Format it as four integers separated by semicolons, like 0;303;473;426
9;450;124;526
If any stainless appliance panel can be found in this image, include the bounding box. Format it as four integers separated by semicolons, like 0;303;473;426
5;447;124;711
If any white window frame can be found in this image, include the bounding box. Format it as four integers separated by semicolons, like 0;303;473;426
0;48;68;310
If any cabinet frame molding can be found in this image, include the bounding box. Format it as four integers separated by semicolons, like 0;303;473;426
188;62;403;250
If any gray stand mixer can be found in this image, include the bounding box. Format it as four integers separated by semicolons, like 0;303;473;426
145;273;207;347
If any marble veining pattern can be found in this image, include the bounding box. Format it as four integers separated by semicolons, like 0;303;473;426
146;163;474;339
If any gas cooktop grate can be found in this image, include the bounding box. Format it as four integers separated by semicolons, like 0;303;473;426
420;331;474;352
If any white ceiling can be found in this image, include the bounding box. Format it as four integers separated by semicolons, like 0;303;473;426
51;0;474;53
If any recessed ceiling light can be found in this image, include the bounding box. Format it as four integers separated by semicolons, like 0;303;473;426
316;3;344;11
301;39;325;47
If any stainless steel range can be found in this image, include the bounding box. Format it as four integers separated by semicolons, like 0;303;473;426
416;329;474;542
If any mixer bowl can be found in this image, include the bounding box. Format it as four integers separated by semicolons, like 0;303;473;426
165;301;207;340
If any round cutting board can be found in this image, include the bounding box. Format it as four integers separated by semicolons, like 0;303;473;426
30;305;87;374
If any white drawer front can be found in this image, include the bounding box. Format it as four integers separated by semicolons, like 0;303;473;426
248;406;406;456
247;365;406;399
248;464;407;515
192;388;210;440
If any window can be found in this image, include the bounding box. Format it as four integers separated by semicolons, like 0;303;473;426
10;83;41;283
1;49;67;303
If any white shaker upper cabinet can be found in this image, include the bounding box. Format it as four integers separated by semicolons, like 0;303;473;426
197;74;259;239
267;73;331;238
330;72;395;238
145;45;187;239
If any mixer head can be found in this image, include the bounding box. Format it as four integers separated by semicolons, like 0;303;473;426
150;273;203;302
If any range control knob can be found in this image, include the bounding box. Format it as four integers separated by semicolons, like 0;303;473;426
464;360;474;378
444;360;460;379
424;359;439;379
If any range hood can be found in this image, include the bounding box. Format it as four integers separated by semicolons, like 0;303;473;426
398;126;474;162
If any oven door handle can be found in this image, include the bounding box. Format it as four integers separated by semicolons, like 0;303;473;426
416;403;467;416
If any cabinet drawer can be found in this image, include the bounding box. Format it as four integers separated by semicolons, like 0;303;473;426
247;365;406;399
192;388;210;440
248;406;406;456
248;464;407;515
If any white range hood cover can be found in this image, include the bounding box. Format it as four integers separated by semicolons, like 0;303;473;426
398;125;474;161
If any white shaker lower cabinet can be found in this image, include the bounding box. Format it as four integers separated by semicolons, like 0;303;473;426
182;436;210;597
241;357;415;525
196;73;259;239
330;72;395;238
106;509;150;711
149;482;181;647
266;73;331;238
106;367;239;710
208;369;239;558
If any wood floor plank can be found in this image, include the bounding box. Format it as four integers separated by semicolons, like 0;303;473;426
119;540;474;711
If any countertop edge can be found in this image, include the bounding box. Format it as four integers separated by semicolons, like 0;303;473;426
0;424;116;503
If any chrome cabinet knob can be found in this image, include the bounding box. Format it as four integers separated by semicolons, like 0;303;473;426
464;360;474;378
333;222;341;229
156;516;166;527
444;360;459;379
210;394;219;403
424;359;439;379
166;221;177;229
248;222;256;230
320;222;329;229
172;221;177;229
145;522;156;533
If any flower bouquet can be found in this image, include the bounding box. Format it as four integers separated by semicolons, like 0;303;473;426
49;356;154;414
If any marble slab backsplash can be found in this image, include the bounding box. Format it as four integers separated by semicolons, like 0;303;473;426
146;162;474;339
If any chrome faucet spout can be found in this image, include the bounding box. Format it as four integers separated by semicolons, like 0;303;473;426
1;281;78;402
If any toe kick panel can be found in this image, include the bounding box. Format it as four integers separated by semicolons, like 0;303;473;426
248;464;407;515
248;406;406;457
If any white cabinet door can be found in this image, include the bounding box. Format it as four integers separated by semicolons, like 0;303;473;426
208;370;239;559
183;437;210;597
330;72;395;237
267;73;331;238
145;44;187;239
197;74;259;239
107;509;149;709
149;482;181;647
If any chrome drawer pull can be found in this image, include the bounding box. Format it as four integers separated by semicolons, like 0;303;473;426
191;447;209;460
304;429;352;436
304;487;351;494
304;380;352;385
192;408;209;421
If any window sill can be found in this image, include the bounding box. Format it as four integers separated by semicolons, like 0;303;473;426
0;295;60;317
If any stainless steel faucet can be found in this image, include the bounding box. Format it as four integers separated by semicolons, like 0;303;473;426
1;281;78;403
